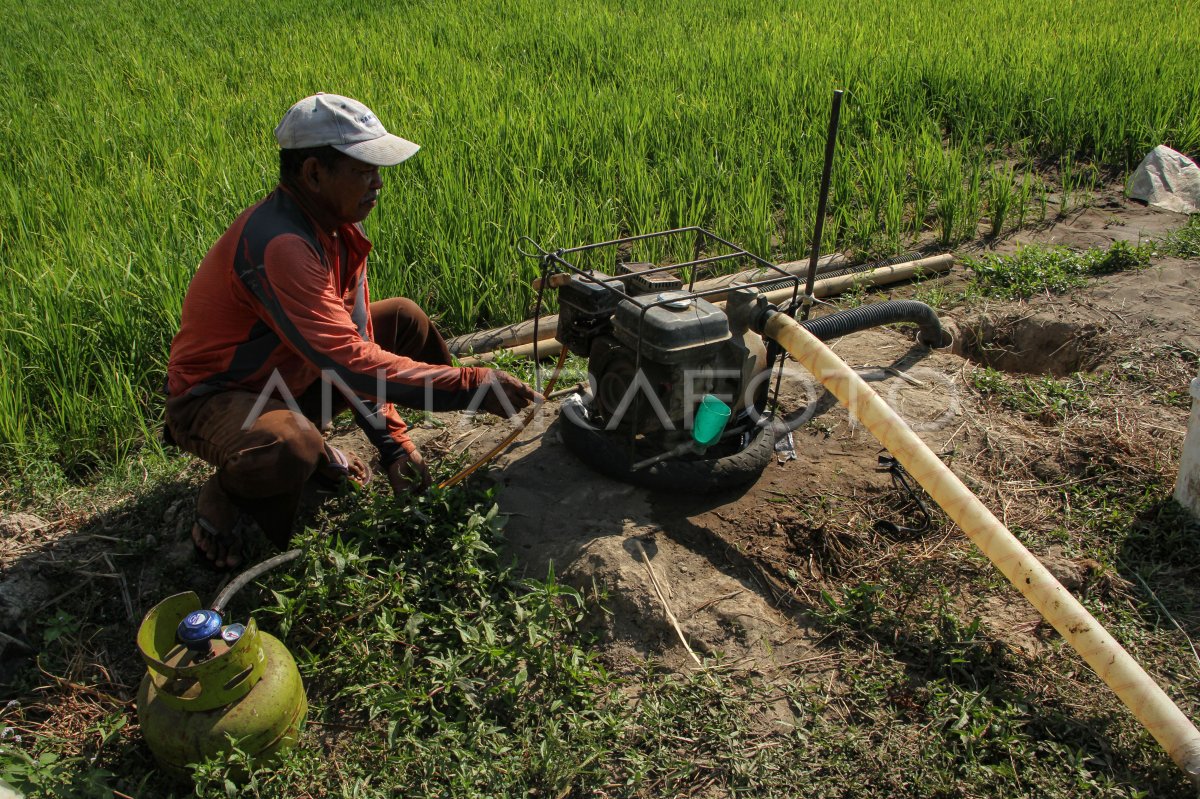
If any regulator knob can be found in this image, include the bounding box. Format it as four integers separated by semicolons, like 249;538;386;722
176;609;224;651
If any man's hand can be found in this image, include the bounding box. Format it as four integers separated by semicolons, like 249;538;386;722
387;449;432;497
480;371;542;418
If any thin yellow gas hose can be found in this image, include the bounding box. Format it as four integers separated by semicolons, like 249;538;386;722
438;348;568;489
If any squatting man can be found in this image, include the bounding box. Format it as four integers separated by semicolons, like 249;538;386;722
165;93;540;569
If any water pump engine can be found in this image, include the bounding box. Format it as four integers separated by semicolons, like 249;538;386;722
528;227;947;491
557;275;770;440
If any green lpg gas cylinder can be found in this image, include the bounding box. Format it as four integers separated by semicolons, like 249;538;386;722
136;592;306;778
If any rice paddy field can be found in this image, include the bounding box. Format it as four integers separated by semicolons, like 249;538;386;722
0;0;1197;477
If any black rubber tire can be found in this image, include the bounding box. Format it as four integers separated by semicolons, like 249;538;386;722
558;405;777;492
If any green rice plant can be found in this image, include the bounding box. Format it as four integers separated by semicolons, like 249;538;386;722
883;187;905;253
1059;155;1077;215
936;151;966;247
986;165;1016;238
1;0;1198;475
959;159;985;241
910;132;943;237
1015;170;1035;230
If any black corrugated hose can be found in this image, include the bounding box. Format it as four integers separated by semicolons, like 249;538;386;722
798;300;948;347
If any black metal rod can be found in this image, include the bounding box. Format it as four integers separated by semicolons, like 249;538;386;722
560;265;800;312
555;226;703;256
619;250;753;281
801;89;844;322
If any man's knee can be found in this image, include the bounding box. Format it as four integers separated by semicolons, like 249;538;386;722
271;423;326;482
374;296;431;337
221;411;325;498
371;296;451;365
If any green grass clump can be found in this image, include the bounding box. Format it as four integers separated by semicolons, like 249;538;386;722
965;240;1151;299
970;367;1096;421
209;487;621;796
1160;217;1200;259
1019;375;1094;420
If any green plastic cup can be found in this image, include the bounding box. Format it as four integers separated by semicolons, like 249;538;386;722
692;395;732;447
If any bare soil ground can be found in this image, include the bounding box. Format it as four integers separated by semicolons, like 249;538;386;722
1;189;1197;793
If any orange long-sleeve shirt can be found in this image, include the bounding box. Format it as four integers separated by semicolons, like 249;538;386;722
167;186;490;464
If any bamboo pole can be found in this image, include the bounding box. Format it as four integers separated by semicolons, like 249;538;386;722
753;254;951;308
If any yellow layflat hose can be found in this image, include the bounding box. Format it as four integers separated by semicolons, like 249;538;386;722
764;311;1200;787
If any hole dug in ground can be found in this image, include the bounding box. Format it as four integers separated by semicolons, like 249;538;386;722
950;312;1111;376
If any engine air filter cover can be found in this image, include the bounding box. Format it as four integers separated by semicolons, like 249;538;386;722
618;262;684;295
613;291;731;364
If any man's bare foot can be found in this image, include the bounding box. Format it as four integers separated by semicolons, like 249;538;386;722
191;477;243;570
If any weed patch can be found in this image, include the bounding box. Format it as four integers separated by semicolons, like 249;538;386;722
1159;217;1200;259
212;487;622;796
965;241;1152;300
970;367;1095;421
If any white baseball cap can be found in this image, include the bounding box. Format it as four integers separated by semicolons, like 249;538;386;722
274;93;420;167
